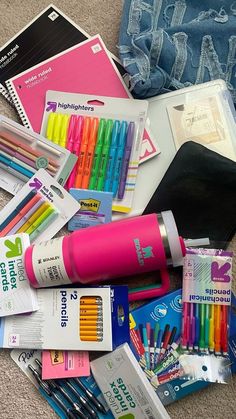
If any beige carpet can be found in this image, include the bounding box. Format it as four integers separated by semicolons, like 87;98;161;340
0;1;235;418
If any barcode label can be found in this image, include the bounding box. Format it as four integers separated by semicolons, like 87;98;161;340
91;43;102;54
144;407;155;419
48;11;59;21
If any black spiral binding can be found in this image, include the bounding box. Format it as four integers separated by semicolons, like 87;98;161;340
5;80;31;128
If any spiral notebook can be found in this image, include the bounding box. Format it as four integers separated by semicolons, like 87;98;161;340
5;35;158;163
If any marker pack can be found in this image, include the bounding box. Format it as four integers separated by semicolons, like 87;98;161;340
0;115;77;195
0;169;80;243
68;188;113;230
0;286;130;351
90;342;170;419
0;233;38;317
11;349;113;418
41;91;148;213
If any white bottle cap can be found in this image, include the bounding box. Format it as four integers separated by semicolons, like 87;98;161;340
161;210;184;267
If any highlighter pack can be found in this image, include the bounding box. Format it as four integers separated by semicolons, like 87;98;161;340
40;91;148;213
0;286;130;351
0;169;80;244
0;115;77;195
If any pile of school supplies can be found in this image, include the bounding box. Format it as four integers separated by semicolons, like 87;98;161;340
0;4;236;419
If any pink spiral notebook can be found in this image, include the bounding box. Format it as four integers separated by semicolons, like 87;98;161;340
6;35;158;162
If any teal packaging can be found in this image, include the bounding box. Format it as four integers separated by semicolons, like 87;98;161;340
68;188;113;230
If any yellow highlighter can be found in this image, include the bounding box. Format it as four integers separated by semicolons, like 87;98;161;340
26;206;55;236
46;113;57;141
17;202;50;233
52;113;63;144
59;114;70;147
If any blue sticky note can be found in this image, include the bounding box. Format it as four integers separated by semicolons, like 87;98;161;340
68;188;113;230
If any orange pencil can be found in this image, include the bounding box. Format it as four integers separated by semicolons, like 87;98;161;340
80;316;102;322
80;325;103;331
80;330;103;337
80;304;102;311
74;117;91;188
80;336;103;341
81;117;99;189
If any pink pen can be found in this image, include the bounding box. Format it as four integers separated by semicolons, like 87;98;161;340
188;303;195;351
66;116;84;190
181;302;189;349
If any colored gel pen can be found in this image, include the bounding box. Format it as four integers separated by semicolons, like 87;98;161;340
111;120;127;196
0;153;34;178
89;119;106;190
118;121;135;199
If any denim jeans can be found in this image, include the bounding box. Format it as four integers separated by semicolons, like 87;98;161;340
119;0;236;101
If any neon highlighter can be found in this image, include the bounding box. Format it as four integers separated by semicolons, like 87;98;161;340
89;119;106;190
118;121;135;199
66;116;84;190
0;193;42;237
0;190;36;232
96;119;113;191
59;114;70;147
17;202;50;233
104;120;120;192
51;113;63;145
46;113;57;141
81;117;99;189
111;120;128;196
74;117;91;188
66;115;77;152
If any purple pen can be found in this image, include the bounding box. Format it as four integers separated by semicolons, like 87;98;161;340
117;121;135;199
188;303;195;351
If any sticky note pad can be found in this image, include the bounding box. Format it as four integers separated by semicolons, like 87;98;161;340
42;350;90;380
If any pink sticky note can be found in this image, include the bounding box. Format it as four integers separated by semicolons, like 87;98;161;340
42;350;90;380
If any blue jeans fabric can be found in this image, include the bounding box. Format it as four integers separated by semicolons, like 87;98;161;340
119;0;236;101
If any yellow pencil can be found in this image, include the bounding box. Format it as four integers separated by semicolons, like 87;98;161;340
80;336;103;341
80;304;103;311
80;316;102;322
80;297;102;305
80;309;102;316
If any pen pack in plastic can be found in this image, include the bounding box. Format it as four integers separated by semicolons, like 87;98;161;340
179;248;233;383
41;91;148;213
0;115;77;195
0;169;80;243
10;349;113;419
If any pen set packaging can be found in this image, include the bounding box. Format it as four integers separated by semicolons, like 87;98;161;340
40;91;148;213
0;233;38;317
11;349;113;418
0;115;77;195
90;343;170;419
0;286;130;351
178;248;233;383
0;169;80;244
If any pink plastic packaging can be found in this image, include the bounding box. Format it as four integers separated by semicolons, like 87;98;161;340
24;211;185;300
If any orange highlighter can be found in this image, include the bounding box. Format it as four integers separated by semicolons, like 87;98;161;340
81;117;99;189
74;117;91;188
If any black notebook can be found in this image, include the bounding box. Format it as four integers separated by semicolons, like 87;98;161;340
0;4;127;101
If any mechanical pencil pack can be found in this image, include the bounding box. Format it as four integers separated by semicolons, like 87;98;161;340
68;188;113;230
11;349;113;419
0;169;80;243
0;286;130;351
41;91;148;213
0;233;38;317
0;115;77;195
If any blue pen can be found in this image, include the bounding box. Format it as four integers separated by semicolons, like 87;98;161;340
194;303;200;350
0;154;34;178
104;120;120;192
142;327;150;370
111;120;127;197
0;190;37;231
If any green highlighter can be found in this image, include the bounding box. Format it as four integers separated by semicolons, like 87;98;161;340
96;119;113;191
89;118;106;190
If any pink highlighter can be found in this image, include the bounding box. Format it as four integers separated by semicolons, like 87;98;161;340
24;211;186;301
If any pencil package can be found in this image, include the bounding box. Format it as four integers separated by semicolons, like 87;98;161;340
0;286;130;351
0;169;80;243
179;248;233;383
11;349;113;418
40;91;148;213
0;115;77;195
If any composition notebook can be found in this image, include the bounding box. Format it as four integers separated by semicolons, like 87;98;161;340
0;4;126;102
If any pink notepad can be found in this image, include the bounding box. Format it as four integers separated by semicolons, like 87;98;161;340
6;35;158;162
42;350;90;380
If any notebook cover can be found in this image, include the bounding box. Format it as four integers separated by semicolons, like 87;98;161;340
0;4;126;102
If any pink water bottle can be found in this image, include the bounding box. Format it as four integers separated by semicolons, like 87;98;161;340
24;211;185;300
